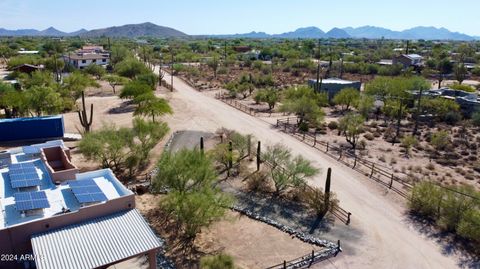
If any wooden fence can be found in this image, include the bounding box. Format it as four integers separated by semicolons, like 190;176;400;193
215;93;257;116
265;247;340;269
261;157;352;225
275;117;414;198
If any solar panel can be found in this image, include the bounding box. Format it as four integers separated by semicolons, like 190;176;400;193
69;179;107;204
23;146;41;155
14;191;49;211
9;162;42;188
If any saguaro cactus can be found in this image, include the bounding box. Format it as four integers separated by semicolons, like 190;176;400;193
77;91;93;133
324;168;332;212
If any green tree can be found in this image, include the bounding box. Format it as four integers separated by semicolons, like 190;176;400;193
131;118;169;162
133;92;172;122
84;64;106;79
200;254;235;269
280;86;326;126
333;87;360;112
162;188;232;243
120;80;151;99
115;57;150;79
263;144;318;196
103;74;129;94
136;73;158;90
78;124;134;172
354;94;375;120
422;98;460;122
25;86;63;116
338;113;365;151
254;88;278;110
154;149;217;193
62;72;100;100
454;63;467;85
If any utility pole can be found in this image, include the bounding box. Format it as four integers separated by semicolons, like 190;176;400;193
412;88;424;136
170;48;174;92
393;98;404;145
315;39;321;93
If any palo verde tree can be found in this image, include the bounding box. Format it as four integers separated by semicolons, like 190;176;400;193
103;74;129;94
338;112;365;152
153;149;233;245
133;92;173;122
254;88;279;110
280;85;327;127
263;143;318;196
333;87;360;112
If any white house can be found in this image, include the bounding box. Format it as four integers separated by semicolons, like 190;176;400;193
63;53;109;69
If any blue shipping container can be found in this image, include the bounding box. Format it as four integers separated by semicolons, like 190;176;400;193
0;115;64;142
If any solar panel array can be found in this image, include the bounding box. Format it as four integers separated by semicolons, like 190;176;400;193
22;145;41;155
69;179;107;204
14;191;50;211
8;162;42;188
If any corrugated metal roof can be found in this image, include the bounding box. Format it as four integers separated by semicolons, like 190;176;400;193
31;209;162;269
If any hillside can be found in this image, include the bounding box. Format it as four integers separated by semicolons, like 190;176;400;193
79;22;188;38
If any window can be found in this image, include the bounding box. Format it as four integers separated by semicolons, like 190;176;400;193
102;59;106;62
81;60;86;64
92;59;96;63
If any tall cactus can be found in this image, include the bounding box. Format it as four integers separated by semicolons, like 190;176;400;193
324;168;332;213
77;91;93;133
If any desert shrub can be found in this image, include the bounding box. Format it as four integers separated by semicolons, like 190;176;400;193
444;111;462;125
449;83;476;93
217;66;228;75
472;111;480;127
363;133;374;141
437;187;478;232
327;121;338;130
426;163;435;171
457;209;480;250
302;187;339;216
401;135;418;157
430;131;450;151
246;170;271;192
379;155;386;162
408;181;443;219
200;253;235;269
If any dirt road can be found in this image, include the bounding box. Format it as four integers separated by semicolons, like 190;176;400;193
155;68;462;269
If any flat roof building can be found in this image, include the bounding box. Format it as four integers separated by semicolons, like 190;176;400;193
308;78;362;100
0;140;162;269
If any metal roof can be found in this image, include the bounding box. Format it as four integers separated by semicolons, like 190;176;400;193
31;209;162;269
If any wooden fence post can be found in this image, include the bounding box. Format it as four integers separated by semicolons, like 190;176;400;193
370;164;375;178
313;135;316;147
256;141;261;171
247;135;252;159
338;149;342;160
284;122;287;131
389;174;394;189
303;132;305;140
276;119;279;127
353;155;357;168
310;250;315;266
326;142;329;152
346;212;351;225
200;136;204;154
283;260;286;269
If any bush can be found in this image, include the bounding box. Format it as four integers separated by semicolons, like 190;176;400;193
444;111;462;125
302;187;338;216
200;254;235;269
246;170;270;192
472;111;480;127
449;83;476;93
409;181;444;219
327;121;338;130
363;133;374;141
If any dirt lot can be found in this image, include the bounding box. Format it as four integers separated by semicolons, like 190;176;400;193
136;194;323;269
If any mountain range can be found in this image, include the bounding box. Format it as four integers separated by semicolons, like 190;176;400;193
215;26;478;40
0;22;478;40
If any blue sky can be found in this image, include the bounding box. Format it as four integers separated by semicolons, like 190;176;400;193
0;0;479;36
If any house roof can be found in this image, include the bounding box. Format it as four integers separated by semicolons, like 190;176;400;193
65;53;109;60
31;209;162;269
404;54;423;60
